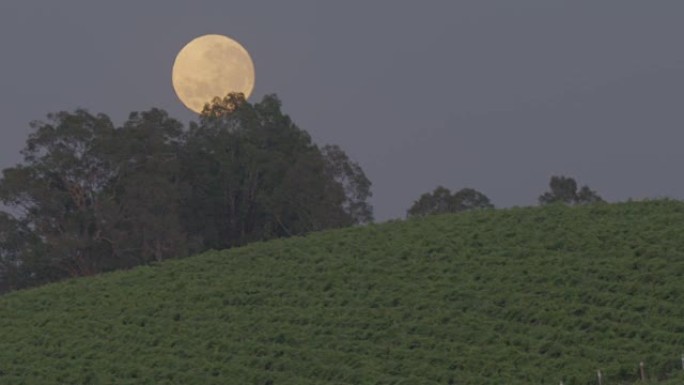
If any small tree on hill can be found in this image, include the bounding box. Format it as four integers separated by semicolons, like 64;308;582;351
407;186;493;218
538;175;603;205
453;187;494;212
576;185;604;204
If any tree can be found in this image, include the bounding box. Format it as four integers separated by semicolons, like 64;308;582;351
407;186;493;218
180;93;281;249
321;145;373;225
0;212;43;292
407;186;453;218
538;175;603;205
453;187;494;212
181;93;374;249
0;110;118;279
0;107;199;289
103;108;191;264
0;93;374;293
576;185;604;204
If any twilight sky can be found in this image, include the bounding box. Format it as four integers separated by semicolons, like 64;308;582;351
1;1;683;221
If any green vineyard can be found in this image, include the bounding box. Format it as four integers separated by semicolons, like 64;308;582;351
1;199;684;384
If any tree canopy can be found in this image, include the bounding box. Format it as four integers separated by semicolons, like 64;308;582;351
407;186;494;218
0;93;373;293
538;175;604;205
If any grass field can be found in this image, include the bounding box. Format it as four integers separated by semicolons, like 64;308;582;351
1;199;684;384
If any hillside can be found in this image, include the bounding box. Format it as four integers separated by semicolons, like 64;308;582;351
2;200;684;384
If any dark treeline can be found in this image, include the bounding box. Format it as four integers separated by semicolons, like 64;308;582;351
406;186;494;218
0;93;373;293
406;175;603;218
0;91;608;294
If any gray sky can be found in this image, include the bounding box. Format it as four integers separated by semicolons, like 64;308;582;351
1;1;683;221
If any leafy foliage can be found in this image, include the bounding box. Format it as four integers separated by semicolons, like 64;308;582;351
1;200;683;384
407;186;493;217
181;93;372;250
0;213;40;291
0;94;373;291
321;144;373;225
539;175;604;205
0;110;118;280
105;108;190;264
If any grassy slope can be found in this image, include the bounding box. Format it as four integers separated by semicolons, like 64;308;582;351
2;200;684;384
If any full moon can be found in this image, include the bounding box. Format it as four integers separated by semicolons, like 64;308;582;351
172;34;255;114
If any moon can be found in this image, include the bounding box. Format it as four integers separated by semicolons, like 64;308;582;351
172;34;255;114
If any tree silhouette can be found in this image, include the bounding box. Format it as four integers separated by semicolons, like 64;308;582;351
180;93;373;250
0;110;118;280
0;93;374;292
407;186;493;218
538;175;603;205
